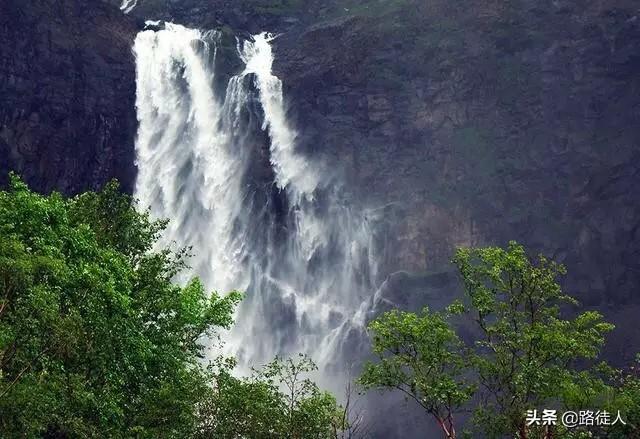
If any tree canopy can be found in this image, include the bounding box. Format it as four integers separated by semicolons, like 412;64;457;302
0;175;346;438
360;241;638;438
0;175;242;437
198;354;348;439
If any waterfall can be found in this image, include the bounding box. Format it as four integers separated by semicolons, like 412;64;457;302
133;24;379;385
120;0;137;14
239;33;320;196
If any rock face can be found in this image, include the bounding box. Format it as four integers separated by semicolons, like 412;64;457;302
273;0;640;359
115;0;300;34
0;0;138;194
268;4;640;434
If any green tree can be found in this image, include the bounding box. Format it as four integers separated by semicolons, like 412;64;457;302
0;175;242;437
591;356;640;438
259;354;345;438
197;354;347;439
611;358;640;438
360;241;618;438
359;307;473;439
195;357;288;438
455;242;614;438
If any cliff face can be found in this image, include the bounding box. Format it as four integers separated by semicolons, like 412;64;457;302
267;3;640;434
273;0;640;358
0;0;138;194
111;0;296;33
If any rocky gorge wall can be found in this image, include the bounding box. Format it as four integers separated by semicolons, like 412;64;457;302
0;0;138;194
270;4;640;431
272;0;640;360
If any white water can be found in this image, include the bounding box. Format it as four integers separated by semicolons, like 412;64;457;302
239;34;320;196
120;0;137;14
133;25;379;384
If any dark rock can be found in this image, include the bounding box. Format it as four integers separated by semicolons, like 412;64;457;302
273;0;640;367
0;0;138;194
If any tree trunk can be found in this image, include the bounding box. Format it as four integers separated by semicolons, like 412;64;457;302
518;423;528;439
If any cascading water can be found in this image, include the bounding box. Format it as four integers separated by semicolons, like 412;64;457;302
133;24;379;387
120;0;137;14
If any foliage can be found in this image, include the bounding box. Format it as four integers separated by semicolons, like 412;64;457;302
197;355;347;439
611;360;640;437
2;175;635;438
454;242;614;437
0;174;347;438
0;175;242;437
196;357;288;438
360;241;624;438
591;357;640;438
359;307;473;438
